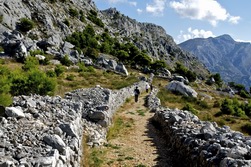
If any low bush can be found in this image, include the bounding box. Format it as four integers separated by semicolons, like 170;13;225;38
0;93;12;107
63;18;70;26
60;55;73;67
22;56;39;71
10;69;57;96
18;18;35;32
87;10;104;27
66;74;75;81
46;70;57;77
182;103;198;115
69;8;79;18
54;65;65;77
241;123;251;135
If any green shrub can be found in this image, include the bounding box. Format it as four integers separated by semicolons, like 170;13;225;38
60;55;73;66
202;113;212;121
174;62;196;82
115;50;129;62
29;50;44;56
18;18;35;32
234;108;246;117
241;123;251;135
216;119;226;127
197;100;210;109
55;65;65;76
63;18;70;26
84;47;99;59
240;89;250;98
49;0;57;3
244;102;251;116
211;73;222;86
220;98;235;115
87;10;104;27
150;60;167;72
66;74;75;81
10;69;56;96
0;93;12;107
0;75;11;94
100;42;112;54
46;70;57;77
22;56;39;71
79;10;86;22
133;53;152;67
69;8;79;18
182;103;198;115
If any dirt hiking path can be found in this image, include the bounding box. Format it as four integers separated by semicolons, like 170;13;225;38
102;93;174;167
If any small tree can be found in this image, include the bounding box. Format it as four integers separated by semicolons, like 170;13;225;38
212;73;222;86
116;50;129;62
150;60;167;71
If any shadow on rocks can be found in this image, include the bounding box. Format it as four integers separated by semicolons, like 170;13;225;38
145;117;183;167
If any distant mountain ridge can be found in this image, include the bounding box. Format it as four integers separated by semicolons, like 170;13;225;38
179;34;251;88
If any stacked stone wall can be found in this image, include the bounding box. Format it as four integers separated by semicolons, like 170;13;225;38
3;78;250;167
146;89;251;167
0;80;147;166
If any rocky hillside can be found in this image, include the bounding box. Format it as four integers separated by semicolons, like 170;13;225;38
101;8;208;73
179;34;251;88
0;0;208;77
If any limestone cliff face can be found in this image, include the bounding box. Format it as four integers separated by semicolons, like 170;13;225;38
0;0;96;40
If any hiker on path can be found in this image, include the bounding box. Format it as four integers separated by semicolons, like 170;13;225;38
134;86;140;102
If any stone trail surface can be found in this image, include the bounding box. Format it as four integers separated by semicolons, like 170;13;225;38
101;93;174;167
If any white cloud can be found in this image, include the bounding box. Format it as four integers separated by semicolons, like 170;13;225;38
169;0;240;26
146;0;167;16
137;9;143;14
235;39;251;43
106;0;137;6
107;0;126;3
177;27;215;43
129;1;137;6
228;16;241;24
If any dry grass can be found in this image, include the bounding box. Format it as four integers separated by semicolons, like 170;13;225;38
156;79;251;135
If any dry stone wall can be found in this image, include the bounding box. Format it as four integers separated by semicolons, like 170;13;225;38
2;78;251;167
146;89;251;167
0;80;147;167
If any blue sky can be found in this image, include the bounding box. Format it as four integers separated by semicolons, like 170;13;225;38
94;0;251;44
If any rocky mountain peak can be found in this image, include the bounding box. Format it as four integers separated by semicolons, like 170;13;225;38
179;34;251;88
215;34;235;42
